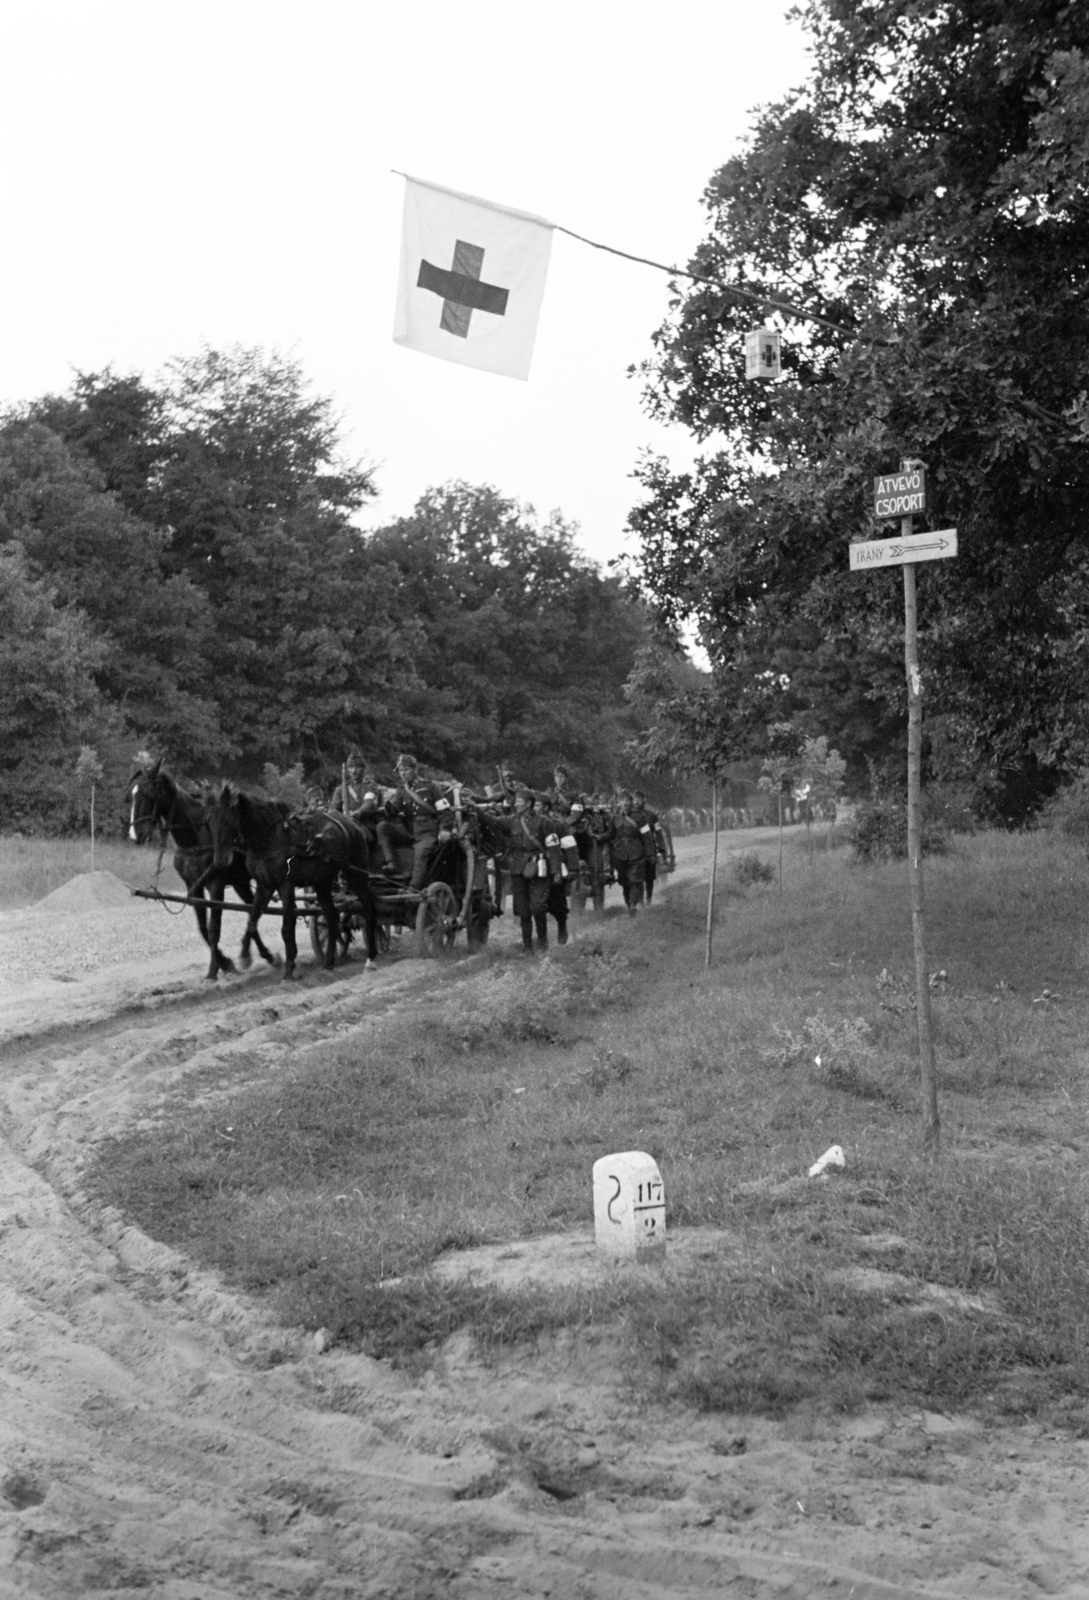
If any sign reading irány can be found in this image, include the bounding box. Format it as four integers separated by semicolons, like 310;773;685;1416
849;528;957;571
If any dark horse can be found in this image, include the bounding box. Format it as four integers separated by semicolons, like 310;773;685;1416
128;758;278;981
204;785;378;980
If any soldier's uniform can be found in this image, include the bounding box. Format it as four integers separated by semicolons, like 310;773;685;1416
566;800;591;860
378;768;456;889
570;798;614;907
611;803;648;913
535;795;572;946
490;801;555;951
631;798;668;905
548;769;577;819
351;791;383;857
330;769;374;814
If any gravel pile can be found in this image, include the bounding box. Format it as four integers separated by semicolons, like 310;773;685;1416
33;871;142;912
0;874;266;986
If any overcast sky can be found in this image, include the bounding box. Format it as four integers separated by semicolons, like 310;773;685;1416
0;1;811;569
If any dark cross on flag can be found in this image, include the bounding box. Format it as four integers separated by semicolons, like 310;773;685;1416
417;240;509;338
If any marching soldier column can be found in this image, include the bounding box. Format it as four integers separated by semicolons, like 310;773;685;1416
329;753;675;949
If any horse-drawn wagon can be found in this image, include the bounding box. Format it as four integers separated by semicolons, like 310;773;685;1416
304;826;499;963
128;761;501;980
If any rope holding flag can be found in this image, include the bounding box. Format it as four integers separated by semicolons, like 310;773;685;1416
392;172;869;383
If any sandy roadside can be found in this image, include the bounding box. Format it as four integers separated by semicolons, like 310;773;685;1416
1;850;1087;1598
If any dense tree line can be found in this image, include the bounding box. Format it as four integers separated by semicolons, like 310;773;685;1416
628;0;1089;821
0;349;657;831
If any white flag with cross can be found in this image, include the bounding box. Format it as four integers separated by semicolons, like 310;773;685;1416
393;175;553;381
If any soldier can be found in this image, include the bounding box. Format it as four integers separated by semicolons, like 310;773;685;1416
376;754;454;890
476;782;513;915
550;764;577;816
611;790;648;915
331;751;371;814
632;790;671;907
489;788;556;952
534;791;571;946
351;788;383;859
574;794;614;910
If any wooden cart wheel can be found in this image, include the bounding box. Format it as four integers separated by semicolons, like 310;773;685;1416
309;907;350;964
415;882;459;957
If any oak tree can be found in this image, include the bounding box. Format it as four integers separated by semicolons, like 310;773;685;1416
630;0;1089;818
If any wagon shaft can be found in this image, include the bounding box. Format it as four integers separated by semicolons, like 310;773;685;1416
130;888;273;913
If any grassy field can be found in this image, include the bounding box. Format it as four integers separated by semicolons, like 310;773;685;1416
0;835;185;910
86;828;1089;1426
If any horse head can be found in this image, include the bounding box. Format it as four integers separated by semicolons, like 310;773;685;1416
204;781;243;870
127;757;168;843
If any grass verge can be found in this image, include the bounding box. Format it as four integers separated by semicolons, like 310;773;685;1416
0;835;183;909
85;830;1089;1424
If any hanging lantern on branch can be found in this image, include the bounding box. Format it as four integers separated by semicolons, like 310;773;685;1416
744;326;781;381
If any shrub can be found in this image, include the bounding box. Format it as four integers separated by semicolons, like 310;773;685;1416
734;850;775;887
262;762;311;810
437;960;573;1048
923;783;978;835
761;1012;886;1096
1041;770;1089;848
579;948;633;1009
849;798;949;861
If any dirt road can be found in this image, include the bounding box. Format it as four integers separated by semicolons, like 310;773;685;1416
1;852;1087;1598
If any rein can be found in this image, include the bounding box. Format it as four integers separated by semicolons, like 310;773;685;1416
133;773;205;914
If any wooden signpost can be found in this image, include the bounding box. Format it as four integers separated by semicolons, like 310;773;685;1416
853;463;955;1152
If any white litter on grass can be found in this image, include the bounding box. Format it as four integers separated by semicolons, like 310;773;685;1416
808;1144;846;1179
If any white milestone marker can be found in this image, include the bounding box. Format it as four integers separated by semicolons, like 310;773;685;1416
592;1151;666;1264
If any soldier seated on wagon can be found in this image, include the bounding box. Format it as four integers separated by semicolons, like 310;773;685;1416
376;753;456;890
330;751;372;814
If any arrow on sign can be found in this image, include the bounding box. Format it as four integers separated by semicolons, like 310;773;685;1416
849;528;958;571
889;537;951;558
